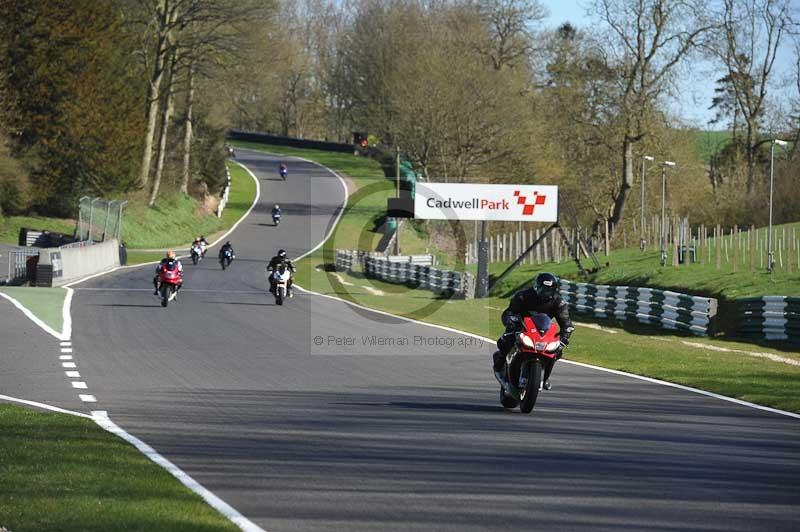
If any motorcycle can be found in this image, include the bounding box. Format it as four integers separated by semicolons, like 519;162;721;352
190;243;204;265
279;166;287;180
494;312;561;413
220;248;234;270
272;211;281;226
158;263;182;308
270;264;292;305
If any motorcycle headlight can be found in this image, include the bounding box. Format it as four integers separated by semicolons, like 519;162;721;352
545;341;562;353
518;333;534;348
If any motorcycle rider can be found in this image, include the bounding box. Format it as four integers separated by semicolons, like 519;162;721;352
191;235;208;258
494;272;574;391
153;250;183;296
266;249;296;297
279;162;287;178
271;204;281;223
218;240;235;262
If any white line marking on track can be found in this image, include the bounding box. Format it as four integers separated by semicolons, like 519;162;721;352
92;411;266;532
60;341;72;346
59;355;73;360
293;284;800;420
62;362;77;368
65;371;81;378
71;381;88;389
60;347;73;353
62;287;73;340
79;395;97;402
0;394;93;418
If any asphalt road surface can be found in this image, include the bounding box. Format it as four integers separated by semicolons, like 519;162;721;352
5;148;800;531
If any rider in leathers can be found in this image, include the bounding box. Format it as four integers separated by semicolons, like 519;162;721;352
267;249;296;297
494;272;574;390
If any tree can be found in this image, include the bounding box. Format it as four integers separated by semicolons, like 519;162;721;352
590;0;713;234
0;0;144;215
708;0;794;193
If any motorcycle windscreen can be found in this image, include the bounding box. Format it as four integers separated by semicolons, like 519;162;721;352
530;313;552;335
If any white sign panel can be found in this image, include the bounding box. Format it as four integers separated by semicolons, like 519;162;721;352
414;183;558;221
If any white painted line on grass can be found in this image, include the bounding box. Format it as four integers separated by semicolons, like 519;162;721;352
79;395;97;403
71;381;88;389
65;371;81;378
0;290;62;340
62;362;77;369
92;411;267;532
59;355;73;360
0;394;93;419
680;340;800;366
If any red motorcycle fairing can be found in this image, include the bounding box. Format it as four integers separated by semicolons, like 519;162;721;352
516;313;561;360
159;262;182;285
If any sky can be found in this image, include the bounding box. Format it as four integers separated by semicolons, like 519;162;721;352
538;0;796;131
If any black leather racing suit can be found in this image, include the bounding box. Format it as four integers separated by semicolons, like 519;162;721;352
495;287;574;382
267;256;296;293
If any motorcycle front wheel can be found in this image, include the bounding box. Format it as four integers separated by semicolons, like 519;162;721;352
276;285;285;305
160;285;170;307
191;253;198;265
519;359;543;414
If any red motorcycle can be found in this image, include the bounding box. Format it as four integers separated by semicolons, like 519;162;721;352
158;262;182;307
496;312;562;413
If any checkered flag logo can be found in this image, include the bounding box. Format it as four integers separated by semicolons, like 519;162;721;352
513;190;547;216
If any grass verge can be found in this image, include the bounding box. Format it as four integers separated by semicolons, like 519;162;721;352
237;139;800;413
485;226;800;300
0;286;65;335
0;161;256;251
0;404;239;532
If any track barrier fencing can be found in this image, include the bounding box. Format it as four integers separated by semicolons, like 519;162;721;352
335;249;471;298
558;281;717;336
737;296;800;344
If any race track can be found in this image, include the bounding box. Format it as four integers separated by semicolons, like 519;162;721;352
4;148;800;531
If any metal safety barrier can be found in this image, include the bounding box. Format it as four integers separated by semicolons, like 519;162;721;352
559;281;717;336
335;250;470;297
737;296;800;344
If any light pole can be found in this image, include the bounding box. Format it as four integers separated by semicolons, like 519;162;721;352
660;161;676;266
640;155;654;251
768;139;788;273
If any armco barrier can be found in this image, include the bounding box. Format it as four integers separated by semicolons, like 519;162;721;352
364;256;472;297
559;281;717;336
738;296;800;344
228;130;354;153
335;250;470;297
335;250;434;271
36;238;121;287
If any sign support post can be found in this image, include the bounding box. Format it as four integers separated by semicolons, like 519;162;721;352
476;220;489;298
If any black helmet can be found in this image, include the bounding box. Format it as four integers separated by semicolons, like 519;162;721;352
534;272;559;301
278;249;286;257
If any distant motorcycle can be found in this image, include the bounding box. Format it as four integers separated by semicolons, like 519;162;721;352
190;243;204;265
272;211;281;226
279;164;287;180
270;264;292;305
158;263;182;308
220;248;234;270
494;312;562;413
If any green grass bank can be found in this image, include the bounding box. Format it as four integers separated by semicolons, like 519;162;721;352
0;161;255;253
0;405;239;532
